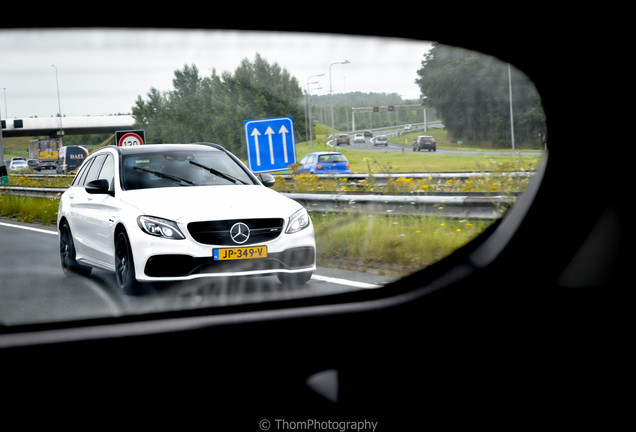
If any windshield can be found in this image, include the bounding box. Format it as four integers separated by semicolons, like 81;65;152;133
318;154;347;163
0;28;545;327
122;149;255;190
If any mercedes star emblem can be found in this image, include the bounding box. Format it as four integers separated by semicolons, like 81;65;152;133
230;222;250;244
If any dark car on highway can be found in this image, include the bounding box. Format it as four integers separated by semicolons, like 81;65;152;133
413;135;437;152
34;162;57;172
335;134;350;145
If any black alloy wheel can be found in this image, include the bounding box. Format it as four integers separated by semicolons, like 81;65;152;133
115;231;141;294
59;222;91;277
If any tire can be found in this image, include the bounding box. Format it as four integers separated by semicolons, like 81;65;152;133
277;271;313;286
115;231;142;294
59;221;91;277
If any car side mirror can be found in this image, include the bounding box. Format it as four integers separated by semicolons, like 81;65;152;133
258;173;276;188
86;179;113;196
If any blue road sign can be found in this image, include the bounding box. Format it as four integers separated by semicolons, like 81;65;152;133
244;117;296;173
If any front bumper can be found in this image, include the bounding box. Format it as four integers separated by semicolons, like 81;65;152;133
144;246;315;278
128;220;316;282
416;143;436;150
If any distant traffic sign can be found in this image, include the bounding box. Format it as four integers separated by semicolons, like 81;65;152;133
243;117;296;173
116;129;145;147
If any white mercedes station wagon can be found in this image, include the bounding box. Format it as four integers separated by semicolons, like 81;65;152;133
57;143;316;293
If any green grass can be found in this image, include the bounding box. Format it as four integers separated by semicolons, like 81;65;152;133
0;194;59;226
1;136;33;159
292;128;543;174
312;212;492;276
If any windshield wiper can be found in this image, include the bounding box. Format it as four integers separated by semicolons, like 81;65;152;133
133;166;195;186
188;161;248;185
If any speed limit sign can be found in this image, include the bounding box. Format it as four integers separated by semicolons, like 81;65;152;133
116;130;145;147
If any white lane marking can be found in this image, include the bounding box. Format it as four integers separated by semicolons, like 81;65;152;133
0;220;57;235
312;274;382;289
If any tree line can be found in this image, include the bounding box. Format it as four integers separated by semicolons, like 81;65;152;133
131;46;547;157
131;54;424;156
132;54;305;158
415;43;546;149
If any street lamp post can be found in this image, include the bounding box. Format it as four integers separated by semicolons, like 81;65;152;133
51;65;64;137
306;74;324;148
329;61;350;147
508;64;515;151
421;95;428;133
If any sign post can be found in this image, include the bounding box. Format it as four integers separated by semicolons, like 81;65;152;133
243;117;296;173
116;130;145;147
0;135;7;185
0;119;7;185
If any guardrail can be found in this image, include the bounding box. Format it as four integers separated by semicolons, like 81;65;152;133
1;185;515;220
0;186;67;198
286;192;514;219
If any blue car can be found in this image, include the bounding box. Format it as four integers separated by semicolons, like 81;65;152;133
297;152;351;174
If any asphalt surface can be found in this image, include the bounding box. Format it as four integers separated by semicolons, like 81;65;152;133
0;219;393;326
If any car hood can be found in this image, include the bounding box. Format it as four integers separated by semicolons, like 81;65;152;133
120;185;302;222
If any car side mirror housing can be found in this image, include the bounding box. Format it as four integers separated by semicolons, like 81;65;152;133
258;173;276;188
85;179;113;196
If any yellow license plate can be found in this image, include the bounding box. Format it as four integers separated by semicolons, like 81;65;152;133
213;246;267;261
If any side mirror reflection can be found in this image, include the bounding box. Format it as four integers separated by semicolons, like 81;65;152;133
258;173;276;187
85;179;113;195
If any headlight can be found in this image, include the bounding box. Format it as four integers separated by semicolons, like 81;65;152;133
137;216;185;239
286;208;311;234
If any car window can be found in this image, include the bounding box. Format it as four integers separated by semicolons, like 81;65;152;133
318;154;346;163
98;154;114;186
0;28;545;327
72;157;94;187
83;154;106;185
300;154;315;164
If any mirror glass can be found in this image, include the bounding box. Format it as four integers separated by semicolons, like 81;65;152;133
0;29;545;326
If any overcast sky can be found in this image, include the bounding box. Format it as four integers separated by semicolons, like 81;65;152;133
0;28;433;119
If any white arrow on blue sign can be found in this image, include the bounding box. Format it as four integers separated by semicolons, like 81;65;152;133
243;117;296;173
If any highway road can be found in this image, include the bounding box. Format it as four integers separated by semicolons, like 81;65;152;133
328;126;544;156
0;219;392;327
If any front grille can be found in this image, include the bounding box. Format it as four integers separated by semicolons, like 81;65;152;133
187;218;284;246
